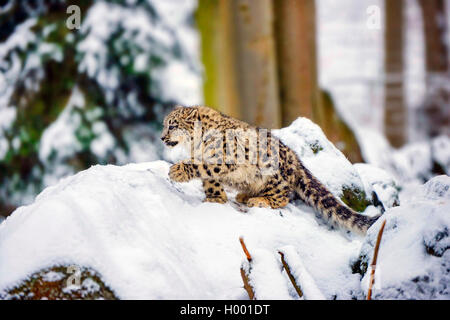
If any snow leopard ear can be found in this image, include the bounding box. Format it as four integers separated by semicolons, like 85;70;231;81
182;107;200;123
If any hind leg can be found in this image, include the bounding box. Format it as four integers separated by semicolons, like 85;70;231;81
247;195;289;209
236;193;250;204
247;179;291;209
202;179;227;204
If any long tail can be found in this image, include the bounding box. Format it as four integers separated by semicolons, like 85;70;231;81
294;163;380;235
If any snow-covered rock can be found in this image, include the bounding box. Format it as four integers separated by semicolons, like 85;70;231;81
354;163;400;210
2;265;116;300
274;117;371;212
0;161;364;300
432;135;450;175
358;175;450;299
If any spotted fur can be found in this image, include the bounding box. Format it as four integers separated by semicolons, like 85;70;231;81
161;106;380;235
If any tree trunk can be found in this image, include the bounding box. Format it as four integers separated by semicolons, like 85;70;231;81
196;0;220;109
274;0;317;126
384;0;407;148
197;0;364;162
229;0;281;128
418;0;449;138
197;0;281;128
273;0;363;162
319;90;364;163
197;0;241;119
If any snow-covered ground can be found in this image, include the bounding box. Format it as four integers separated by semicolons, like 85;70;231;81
360;175;450;299
0;118;380;299
1;160;448;299
0;160;365;299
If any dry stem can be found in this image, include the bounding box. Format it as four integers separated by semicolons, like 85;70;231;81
278;251;304;298
367;219;387;300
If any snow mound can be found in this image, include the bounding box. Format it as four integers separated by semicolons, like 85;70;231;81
354;163;400;210
359;175;450;299
274;117;370;211
432;136;450;175
0;161;363;299
243;249;292;300
423;175;450;201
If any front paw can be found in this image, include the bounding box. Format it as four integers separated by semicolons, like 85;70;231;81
169;163;191;182
236;193;250;204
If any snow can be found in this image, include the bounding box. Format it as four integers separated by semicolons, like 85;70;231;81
359;175;450;299
354;163;400;209
42;271;65;283
39;86;85;162
151;0;203;105
77;0;202;106
243;249;292;300
279;246;326;300
90;122;115;159
0;19;37;159
0;158;447;299
1;115;412;300
317;0;384;131
38;87;85;188
154;59;203;106
432;135;450;174
0;0;448;299
80;278;101;295
0;160;365;299
357;127;450;184
317;0;428;141
273;117;367;202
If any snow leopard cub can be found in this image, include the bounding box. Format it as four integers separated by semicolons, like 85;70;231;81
161;106;379;234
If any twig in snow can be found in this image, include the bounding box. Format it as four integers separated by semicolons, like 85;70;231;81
239;236;252;262
239;237;255;300
367;219;387;300
278;251;304;298
240;267;255;300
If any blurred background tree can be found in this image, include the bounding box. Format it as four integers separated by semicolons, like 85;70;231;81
198;0;364;162
418;0;449;138
197;0;281;128
384;0;407;148
0;0;201;215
